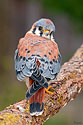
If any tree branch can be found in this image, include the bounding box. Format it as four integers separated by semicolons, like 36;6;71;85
0;44;83;125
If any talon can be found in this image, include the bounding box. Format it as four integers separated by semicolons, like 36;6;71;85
45;85;55;95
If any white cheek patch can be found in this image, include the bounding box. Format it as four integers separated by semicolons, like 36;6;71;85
33;27;55;42
42;33;50;39
51;34;55;42
35;27;40;36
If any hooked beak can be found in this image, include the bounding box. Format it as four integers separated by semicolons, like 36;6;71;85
44;30;50;36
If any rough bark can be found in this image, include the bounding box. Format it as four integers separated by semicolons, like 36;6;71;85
0;44;83;125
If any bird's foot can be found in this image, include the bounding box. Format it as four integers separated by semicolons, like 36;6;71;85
45;85;55;95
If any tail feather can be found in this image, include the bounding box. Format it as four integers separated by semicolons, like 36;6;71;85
30;88;45;116
28;78;45;116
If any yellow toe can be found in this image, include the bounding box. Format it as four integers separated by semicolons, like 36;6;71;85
45;85;54;95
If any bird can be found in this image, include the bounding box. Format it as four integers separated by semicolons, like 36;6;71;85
14;18;61;116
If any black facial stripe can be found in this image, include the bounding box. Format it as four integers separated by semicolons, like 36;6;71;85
50;34;51;39
50;31;53;36
40;31;43;37
32;28;36;34
50;31;53;40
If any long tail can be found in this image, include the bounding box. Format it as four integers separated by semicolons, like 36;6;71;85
29;78;45;116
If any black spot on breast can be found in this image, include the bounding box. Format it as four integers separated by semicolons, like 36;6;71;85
50;61;53;64
44;54;47;57
53;59;57;63
28;57;32;60
27;50;30;53
40;58;45;62
20;56;22;59
48;52;51;55
54;56;56;59
23;57;26;61
36;55;41;57
53;59;56;62
25;48;27;51
45;61;48;64
32;54;36;56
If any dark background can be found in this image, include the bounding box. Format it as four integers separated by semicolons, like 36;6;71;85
0;0;83;124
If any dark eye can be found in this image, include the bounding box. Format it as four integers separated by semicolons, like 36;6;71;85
39;26;43;31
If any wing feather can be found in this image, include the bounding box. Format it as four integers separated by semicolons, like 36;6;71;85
14;33;61;81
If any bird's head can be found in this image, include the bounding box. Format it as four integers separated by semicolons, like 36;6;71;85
30;18;55;41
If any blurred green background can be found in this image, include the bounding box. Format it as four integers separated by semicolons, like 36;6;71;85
0;0;83;124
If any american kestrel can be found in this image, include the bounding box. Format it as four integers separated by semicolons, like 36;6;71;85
14;18;61;116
